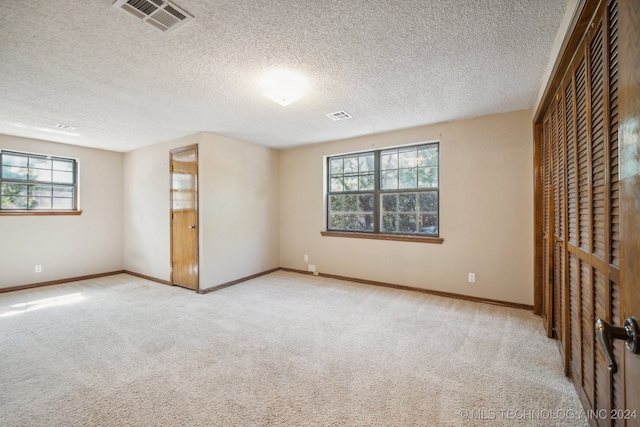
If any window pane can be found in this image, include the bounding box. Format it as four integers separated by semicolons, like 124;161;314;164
330;177;344;192
343;214;358;230
29;185;52;197
359;154;374;172
2;166;28;180
330;158;343;175
344;156;358;174
1;183;28;196
358;214;374;231
382;213;397;232
53;197;74;209
2;154;28;167
330;195;343;212
29;157;51;169
399;213;417;233
382;194;397;212
330;194;357;212
2;195;28;209
53;186;74;198
30;197;53;210
418;146;438;166
329;195;373;232
399;193;416;211
343;175;358;191
381;170;398;189
399;168;417;189
418;167;438;188
329;214;344;229
418;191;438;211
53;159;74;171
358;194;374;212
380;153;397;170
53;170;74;183
29;168;52;182
358;174;374;190
399;149;417;168
419;213;438;235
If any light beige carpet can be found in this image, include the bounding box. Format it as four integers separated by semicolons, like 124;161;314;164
0;271;586;426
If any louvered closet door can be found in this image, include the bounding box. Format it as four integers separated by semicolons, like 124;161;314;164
541;2;624;424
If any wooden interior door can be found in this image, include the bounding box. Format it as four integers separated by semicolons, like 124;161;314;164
170;145;199;291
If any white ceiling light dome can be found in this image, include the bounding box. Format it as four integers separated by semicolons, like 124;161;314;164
260;69;310;107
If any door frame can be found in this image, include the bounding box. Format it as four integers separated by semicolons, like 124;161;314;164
618;0;640;417
169;144;200;291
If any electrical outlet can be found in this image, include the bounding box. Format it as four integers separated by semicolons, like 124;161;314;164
468;273;476;283
35;265;42;273
308;264;316;272
304;255;308;262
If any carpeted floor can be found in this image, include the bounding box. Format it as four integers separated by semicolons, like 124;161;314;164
0;271;587;426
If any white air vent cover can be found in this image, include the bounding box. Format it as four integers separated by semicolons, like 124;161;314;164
113;0;194;34
326;111;353;121
54;123;78;130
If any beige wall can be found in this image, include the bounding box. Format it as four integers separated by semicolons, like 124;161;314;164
0;134;124;288
279;109;534;305
199;133;280;287
123;132;280;289
123;133;200;280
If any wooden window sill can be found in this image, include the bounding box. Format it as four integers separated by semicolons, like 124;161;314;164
321;231;443;244
0;210;83;216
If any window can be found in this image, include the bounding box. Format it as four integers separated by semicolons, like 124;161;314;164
327;142;439;238
0;151;78;213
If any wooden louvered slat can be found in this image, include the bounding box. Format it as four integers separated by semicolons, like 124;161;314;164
608;0;620;267
575;56;589;251
581;262;593;405
590;24;606;260
593;270;609;415
569;253;581;378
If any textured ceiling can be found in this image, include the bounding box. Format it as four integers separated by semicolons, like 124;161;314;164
0;0;570;152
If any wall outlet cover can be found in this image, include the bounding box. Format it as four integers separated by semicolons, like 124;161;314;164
308;264;316;272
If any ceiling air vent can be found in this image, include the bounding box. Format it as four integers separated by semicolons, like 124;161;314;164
54;123;78;131
113;0;194;34
326;111;353;121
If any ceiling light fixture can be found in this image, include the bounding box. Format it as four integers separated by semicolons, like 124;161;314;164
260;69;309;107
